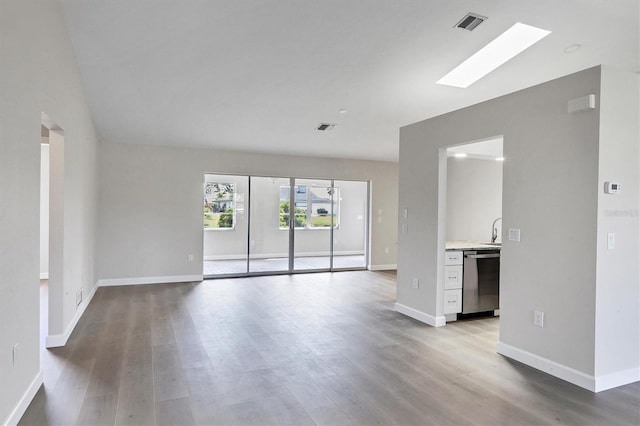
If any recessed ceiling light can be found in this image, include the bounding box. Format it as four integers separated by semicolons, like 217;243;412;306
437;23;551;88
564;43;581;54
496;157;505;161
454;153;467;158
338;109;348;114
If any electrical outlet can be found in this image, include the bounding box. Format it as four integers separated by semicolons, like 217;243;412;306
76;288;82;307
534;310;544;327
412;278;419;289
188;254;194;262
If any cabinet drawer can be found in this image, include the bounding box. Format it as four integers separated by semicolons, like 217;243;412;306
445;251;463;265
444;289;462;314
444;265;463;289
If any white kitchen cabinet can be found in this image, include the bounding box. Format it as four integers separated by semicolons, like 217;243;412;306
445;251;463;265
444;251;463;316
444;289;462;314
444;265;463;290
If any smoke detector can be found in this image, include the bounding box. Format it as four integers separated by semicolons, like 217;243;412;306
316;123;337;131
455;13;487;31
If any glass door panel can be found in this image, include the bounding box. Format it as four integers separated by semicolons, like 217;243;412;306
332;180;368;269
249;176;291;273
293;178;333;271
203;174;369;279
203;174;249;277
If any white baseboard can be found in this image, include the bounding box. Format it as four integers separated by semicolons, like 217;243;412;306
368;264;397;271
444;313;458;322
594;367;639;392
97;274;203;287
394;303;446;327
39;273;48;280
46;282;98;348
497;341;598;392
3;370;43;426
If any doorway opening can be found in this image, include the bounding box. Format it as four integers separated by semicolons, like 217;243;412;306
203;174;369;278
40;113;64;349
39;127;50;353
443;136;504;323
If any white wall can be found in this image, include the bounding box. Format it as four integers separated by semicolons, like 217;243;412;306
446;157;502;242
397;66;639;392
594;68;640;387
203;176;367;259
39;144;49;278
98;142;398;282
0;1;99;424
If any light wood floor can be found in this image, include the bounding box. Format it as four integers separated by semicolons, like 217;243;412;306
22;271;639;425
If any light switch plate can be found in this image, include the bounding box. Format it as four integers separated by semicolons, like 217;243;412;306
534;310;544;327
607;233;615;250
508;228;521;242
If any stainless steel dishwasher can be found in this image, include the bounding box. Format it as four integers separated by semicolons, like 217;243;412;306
462;250;500;314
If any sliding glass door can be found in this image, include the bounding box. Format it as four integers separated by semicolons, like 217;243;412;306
332;180;368;269
248;176;290;274
203;174;249;277
203;174;368;278
293;179;334;271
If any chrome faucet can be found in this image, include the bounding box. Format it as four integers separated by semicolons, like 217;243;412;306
491;217;502;243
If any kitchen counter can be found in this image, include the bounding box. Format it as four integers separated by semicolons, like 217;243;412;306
446;241;501;251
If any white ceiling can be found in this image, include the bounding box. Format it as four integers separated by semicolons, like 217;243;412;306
59;0;639;162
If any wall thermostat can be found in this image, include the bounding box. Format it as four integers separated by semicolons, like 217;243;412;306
604;182;621;194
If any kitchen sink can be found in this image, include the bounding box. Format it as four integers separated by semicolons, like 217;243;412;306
482;242;502;247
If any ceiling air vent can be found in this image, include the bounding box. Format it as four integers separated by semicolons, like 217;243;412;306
316;123;337;132
455;13;487;31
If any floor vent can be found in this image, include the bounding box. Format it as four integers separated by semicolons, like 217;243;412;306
455;13;487;31
316;123;337;131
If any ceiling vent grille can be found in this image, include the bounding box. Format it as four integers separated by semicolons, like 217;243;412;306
455;13;487;31
316;123;337;132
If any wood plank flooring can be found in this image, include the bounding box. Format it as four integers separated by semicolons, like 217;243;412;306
22;271;639;425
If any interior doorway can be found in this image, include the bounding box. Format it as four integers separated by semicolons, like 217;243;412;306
203;173;369;278
40;113;64;348
39;129;50;353
443;136;504;323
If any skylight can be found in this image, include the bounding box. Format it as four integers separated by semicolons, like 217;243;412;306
437;23;551;88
